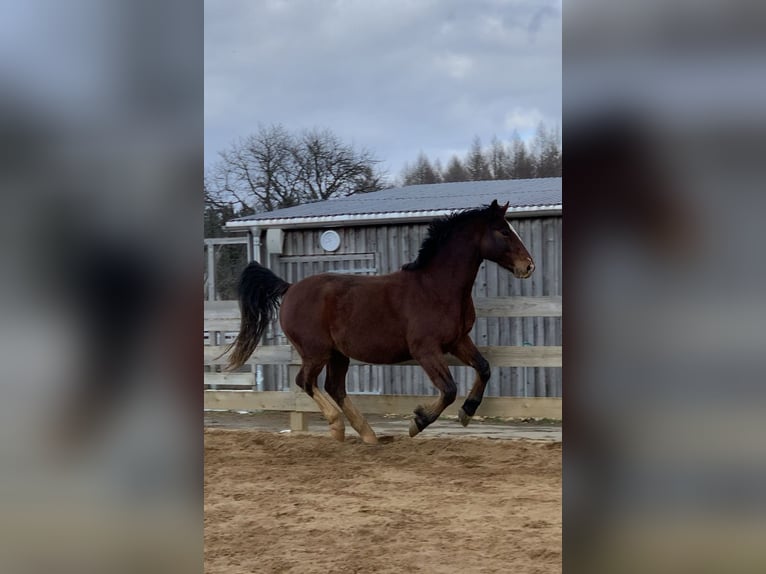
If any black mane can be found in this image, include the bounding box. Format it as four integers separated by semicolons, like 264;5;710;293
402;205;493;271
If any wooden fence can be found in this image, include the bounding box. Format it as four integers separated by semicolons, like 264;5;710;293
204;297;562;425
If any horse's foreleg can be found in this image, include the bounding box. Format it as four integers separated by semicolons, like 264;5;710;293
296;362;345;441
451;337;491;427
410;352;457;437
325;352;378;444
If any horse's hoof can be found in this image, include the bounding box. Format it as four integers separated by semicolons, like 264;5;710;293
330;422;345;442
458;407;472;427
361;434;379;445
408;420;421;437
330;430;345;442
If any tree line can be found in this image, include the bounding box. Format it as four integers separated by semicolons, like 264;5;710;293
205;122;561;234
400;123;561;186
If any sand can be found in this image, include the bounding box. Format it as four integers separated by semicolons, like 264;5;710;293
205;428;561;573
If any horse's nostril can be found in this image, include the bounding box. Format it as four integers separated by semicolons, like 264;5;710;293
526;263;534;273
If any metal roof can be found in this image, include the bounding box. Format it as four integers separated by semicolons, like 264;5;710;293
226;177;561;229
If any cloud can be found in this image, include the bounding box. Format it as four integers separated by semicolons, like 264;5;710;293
504;107;547;132
205;0;561;177
434;52;474;80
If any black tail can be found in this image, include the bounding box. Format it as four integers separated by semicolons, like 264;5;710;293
225;261;290;371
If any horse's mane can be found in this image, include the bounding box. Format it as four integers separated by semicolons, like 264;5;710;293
402;205;493;271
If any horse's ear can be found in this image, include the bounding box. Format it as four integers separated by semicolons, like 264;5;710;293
489;200;509;213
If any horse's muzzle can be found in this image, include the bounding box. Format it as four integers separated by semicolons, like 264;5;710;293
513;259;535;279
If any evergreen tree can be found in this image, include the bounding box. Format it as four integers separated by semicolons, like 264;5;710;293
533;123;562;177
488;135;511;180
464;136;492;181
401;151;441;185
510;130;535;179
442;154;468;182
433;157;444;180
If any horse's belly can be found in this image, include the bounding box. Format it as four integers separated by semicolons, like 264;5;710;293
347;347;412;365
333;329;411;365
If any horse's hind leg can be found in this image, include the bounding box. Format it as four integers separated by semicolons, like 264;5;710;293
450;336;491;427
325;351;379;445
410;350;458;437
295;359;346;442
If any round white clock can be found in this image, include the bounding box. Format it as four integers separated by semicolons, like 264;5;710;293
320;230;341;252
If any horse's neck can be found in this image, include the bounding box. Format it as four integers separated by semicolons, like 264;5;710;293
422;236;482;302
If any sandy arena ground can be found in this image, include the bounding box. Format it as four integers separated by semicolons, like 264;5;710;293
205;412;561;574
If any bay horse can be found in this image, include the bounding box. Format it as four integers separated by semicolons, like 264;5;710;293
225;200;534;443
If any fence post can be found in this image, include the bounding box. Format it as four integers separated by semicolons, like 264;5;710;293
289;411;308;432
206;241;216;301
287;365;307;431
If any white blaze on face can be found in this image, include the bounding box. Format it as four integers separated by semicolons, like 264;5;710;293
506;220;522;242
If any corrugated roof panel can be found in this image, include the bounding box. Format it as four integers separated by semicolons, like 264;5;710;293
226;177;561;228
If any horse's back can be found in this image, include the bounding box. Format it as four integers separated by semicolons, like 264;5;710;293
280;272;412;363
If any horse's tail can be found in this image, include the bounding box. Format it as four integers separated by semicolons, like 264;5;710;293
224;261;291;371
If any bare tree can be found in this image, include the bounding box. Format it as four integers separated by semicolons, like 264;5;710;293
205;125;298;212
293;128;385;200
206;124;387;213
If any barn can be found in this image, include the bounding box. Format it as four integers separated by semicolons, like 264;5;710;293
215;177;561;401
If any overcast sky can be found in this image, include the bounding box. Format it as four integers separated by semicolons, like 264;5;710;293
205;0;561;183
